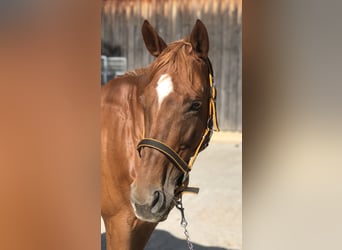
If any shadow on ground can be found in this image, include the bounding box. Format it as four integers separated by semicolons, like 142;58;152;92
101;230;234;250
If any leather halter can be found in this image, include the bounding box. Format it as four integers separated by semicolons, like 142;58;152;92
137;59;219;194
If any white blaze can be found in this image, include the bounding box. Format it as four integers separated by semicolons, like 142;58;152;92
156;74;174;108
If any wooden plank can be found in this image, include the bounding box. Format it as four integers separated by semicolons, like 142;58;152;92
227;6;238;130
219;3;230;130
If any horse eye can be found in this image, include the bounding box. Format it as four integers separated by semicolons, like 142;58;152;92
189;101;202;112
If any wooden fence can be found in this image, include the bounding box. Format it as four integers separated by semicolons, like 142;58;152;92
101;0;241;131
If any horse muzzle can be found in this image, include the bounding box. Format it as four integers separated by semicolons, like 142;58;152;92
130;188;173;223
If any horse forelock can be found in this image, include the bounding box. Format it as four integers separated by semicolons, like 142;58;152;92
149;40;205;89
124;40;208;97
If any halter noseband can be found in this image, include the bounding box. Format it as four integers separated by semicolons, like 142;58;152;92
136;59;219;194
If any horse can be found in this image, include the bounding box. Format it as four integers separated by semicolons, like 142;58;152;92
101;19;219;250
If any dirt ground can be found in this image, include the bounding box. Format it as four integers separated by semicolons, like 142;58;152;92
101;132;242;250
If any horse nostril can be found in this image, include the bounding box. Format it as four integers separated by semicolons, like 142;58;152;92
151;191;159;207
151;190;164;214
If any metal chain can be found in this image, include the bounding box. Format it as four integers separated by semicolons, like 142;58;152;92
175;197;195;250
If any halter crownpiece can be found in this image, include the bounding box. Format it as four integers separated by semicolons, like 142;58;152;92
137;59;219;194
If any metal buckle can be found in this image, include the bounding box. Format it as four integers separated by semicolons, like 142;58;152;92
210;86;216;99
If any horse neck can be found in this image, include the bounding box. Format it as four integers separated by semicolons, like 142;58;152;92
120;75;146;141
101;74;146;166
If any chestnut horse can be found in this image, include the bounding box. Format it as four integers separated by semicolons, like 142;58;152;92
101;20;219;250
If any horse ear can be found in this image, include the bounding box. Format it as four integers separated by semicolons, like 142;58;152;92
142;20;167;57
190;19;209;58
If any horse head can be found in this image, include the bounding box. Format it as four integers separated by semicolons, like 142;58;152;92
130;20;218;223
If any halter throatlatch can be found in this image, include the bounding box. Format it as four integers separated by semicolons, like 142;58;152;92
137;60;219;195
